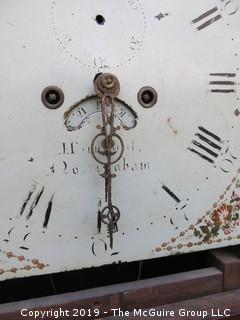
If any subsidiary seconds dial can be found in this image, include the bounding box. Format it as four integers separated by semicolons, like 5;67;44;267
51;0;146;69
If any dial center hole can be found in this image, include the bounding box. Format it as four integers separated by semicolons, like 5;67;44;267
96;15;105;25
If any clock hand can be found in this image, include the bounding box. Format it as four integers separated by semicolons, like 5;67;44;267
91;73;123;249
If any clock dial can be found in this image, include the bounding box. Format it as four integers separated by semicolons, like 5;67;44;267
0;0;240;281
64;96;137;131
50;0;146;69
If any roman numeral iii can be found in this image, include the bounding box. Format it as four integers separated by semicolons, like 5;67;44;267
209;73;236;93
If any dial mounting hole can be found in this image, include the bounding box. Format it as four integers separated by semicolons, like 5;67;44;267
96;15;105;25
138;87;158;108
41;86;64;110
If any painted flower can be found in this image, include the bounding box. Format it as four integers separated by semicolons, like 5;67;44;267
224;227;233;235
212;203;232;225
234;220;240;226
194;181;240;242
231;191;239;201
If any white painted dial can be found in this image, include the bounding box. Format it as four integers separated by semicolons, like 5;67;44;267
0;0;240;281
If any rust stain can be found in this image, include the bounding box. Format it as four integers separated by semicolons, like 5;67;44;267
167;117;178;135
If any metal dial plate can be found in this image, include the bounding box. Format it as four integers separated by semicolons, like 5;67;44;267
0;0;240;281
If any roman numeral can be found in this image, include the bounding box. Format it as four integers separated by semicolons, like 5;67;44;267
191;7;222;31
188;127;223;164
162;184;181;204
209;73;236;93
130;36;141;51
222;0;239;15
77;107;87;117
62;142;76;155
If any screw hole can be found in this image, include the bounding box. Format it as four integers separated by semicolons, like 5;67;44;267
138;87;158;108
41;86;64;110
